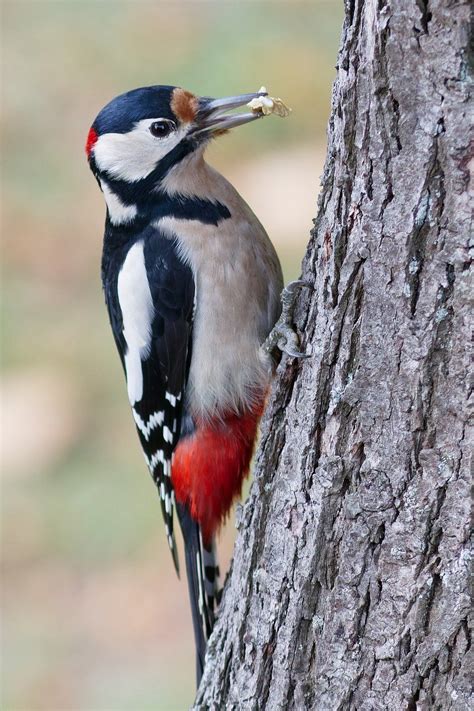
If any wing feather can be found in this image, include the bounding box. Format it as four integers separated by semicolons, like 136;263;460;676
104;226;194;571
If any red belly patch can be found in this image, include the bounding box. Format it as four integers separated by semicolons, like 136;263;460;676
171;402;264;544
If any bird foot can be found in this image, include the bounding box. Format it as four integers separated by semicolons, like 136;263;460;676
261;280;312;359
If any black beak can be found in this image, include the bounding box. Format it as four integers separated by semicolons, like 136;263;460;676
191;90;269;135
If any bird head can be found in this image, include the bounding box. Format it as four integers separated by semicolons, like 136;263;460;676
86;85;267;187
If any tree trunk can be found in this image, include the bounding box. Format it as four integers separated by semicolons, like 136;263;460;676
195;1;472;709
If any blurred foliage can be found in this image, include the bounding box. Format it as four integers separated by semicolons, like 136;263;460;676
1;1;342;709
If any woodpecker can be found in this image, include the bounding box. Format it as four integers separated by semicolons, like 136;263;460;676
86;85;305;684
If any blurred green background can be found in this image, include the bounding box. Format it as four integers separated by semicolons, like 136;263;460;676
2;1;342;709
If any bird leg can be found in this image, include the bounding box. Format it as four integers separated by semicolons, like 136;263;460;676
261;280;311;359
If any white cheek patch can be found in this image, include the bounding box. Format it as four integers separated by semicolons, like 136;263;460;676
94;120;189;182
117;240;154;404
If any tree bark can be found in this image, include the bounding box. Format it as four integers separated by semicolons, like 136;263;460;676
195;1;472;709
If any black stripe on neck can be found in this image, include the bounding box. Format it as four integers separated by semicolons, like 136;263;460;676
104;193;231;234
99;137;231;228
151;194;231;225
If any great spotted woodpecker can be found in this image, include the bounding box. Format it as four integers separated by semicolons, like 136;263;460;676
86;85;305;684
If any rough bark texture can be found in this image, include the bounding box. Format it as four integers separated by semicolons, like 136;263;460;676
195;1;472;709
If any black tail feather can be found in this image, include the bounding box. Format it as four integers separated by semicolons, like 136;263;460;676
176;503;218;687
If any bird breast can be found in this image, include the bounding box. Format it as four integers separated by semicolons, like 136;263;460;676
156;162;282;420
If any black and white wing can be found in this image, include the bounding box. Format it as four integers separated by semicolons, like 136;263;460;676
104;227;194;571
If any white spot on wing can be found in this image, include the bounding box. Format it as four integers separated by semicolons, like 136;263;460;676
117;241;154;404
133;408;164;440
146;449;165;472
165;391;178;407
163;426;173;443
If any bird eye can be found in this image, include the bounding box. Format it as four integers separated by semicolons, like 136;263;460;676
149;120;174;138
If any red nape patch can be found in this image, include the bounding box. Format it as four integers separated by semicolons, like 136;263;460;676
172;402;265;545
85;127;98;158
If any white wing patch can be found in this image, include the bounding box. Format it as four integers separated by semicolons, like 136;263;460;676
117;241;154;404
165;391;181;407
163;425;173;443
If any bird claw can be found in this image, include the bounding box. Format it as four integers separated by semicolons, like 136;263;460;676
283;346;311;359
262;280;312;359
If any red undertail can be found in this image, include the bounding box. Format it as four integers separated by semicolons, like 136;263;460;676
171;401;264;545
